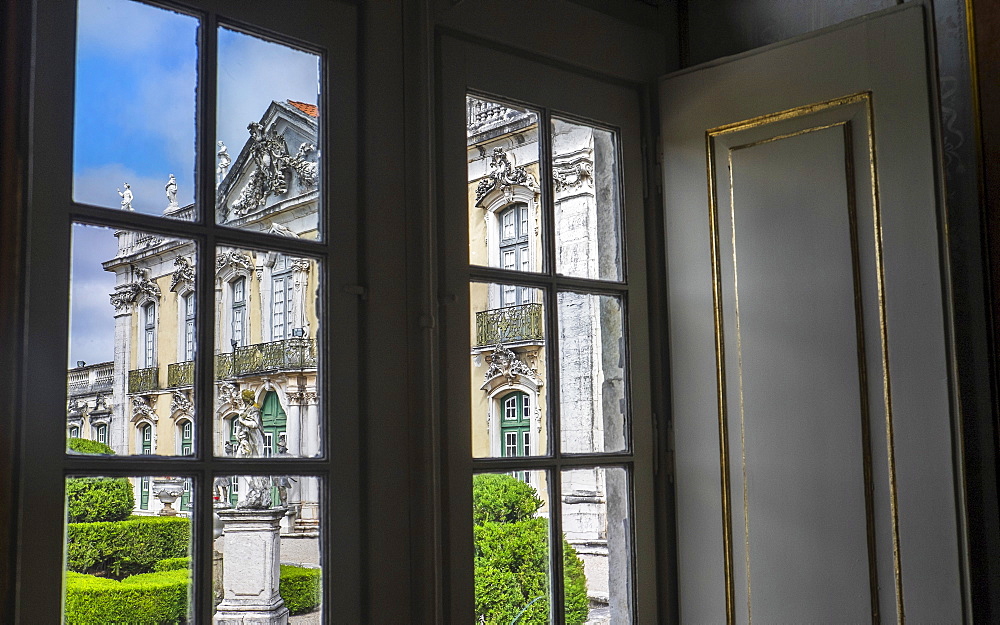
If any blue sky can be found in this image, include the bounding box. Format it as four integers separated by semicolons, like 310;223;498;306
69;0;319;365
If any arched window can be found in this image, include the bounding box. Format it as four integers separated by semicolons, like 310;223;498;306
497;203;530;306
142;303;156;367
260;391;288;458
180;420;193;456
499;391;531;482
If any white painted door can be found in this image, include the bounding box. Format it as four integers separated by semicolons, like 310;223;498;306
661;5;964;623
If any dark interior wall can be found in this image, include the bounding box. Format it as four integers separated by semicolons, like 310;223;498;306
682;0;897;66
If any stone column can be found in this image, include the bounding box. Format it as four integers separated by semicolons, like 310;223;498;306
295;392;320;533
111;304;132;455
214;507;289;625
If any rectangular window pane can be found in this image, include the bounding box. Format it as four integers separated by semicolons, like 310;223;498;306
473;471;551;623
73;0;198;220
467;95;543;273
215;246;321;458
216;27;322;239
68;223;198;457
214;475;323;619
557;291;627;454
552;118;623;281
63;475;193;622
561;467;632;622
471;282;546;459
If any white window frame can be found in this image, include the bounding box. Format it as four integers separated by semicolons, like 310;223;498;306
11;2;361;623
440;36;658;623
142;302;156;368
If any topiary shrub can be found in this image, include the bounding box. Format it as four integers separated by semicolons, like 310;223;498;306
65;477;135;524
279;564;322;615
154;557;191;572
472;474;589;625
66;437;116;456
64;569;190;625
67;516;190;579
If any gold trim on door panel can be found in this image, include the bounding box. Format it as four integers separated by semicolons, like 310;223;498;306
705;92;902;625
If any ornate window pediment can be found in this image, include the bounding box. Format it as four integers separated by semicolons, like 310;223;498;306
109;267;161;312
475;147;538;207
480;343;543;394
131;395;158;423
170;256;196;293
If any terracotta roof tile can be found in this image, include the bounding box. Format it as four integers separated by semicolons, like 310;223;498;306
287;100;319;117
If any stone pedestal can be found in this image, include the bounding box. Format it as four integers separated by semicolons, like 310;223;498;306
214;507;289;625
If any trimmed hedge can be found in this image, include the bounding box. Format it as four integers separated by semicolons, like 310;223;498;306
280;564;322;615
66;437;116;455
67;516;190;578
154;557;191;573
473;474;589;625
66;477;135;523
65;569;190;625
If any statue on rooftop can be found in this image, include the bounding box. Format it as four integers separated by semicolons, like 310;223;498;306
164;174;178;208
217;141;231;183
117;182;133;211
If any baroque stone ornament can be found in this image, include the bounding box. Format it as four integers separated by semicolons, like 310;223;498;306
475;147;536;205
216;140;231;183
171;390;194;419
110;267;161;312
229;122;319;217
165;174;179;208
170;256;195;292
132;395;158;423
216;250;253;274
218;381;240;409
552;154;594;193
483;343;541;386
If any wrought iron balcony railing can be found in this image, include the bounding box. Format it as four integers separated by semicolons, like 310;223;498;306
475;303;544;347
128;366;160;394
167;361;194;388
215;338;317;379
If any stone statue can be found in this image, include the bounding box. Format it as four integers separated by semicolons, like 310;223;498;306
233;390;273;509
164;174;178;207
217;141;231;183
273;475;296;507
117;182;133;211
213;476;231;503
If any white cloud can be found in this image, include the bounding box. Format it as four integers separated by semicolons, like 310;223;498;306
76;0;197;57
216;30;320;153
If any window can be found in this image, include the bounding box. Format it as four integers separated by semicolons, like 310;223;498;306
182;293;195;362
271;255;293;340
142;303;156;368
444;38;656;623
68;426;80;439
231;277;247;348
10;1;359;622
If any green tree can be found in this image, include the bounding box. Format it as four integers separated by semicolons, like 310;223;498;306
473;474;589;624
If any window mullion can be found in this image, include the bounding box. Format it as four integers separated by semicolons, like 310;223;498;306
194;11;219;625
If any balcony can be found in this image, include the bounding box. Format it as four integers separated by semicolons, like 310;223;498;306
128;366;160;394
167;361;194;388
475;303;544;348
215;338;317;379
67;361;114;397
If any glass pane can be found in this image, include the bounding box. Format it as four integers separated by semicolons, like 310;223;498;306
473;471;551;624
214;475;323;620
551;118;623;281
68;223;198;457
216;27;321;238
467;95;543;272
214;247;321;458
471;282;547;459
557;291;627;454
63;474;193;622
73;0;198;220
561;467;632;623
